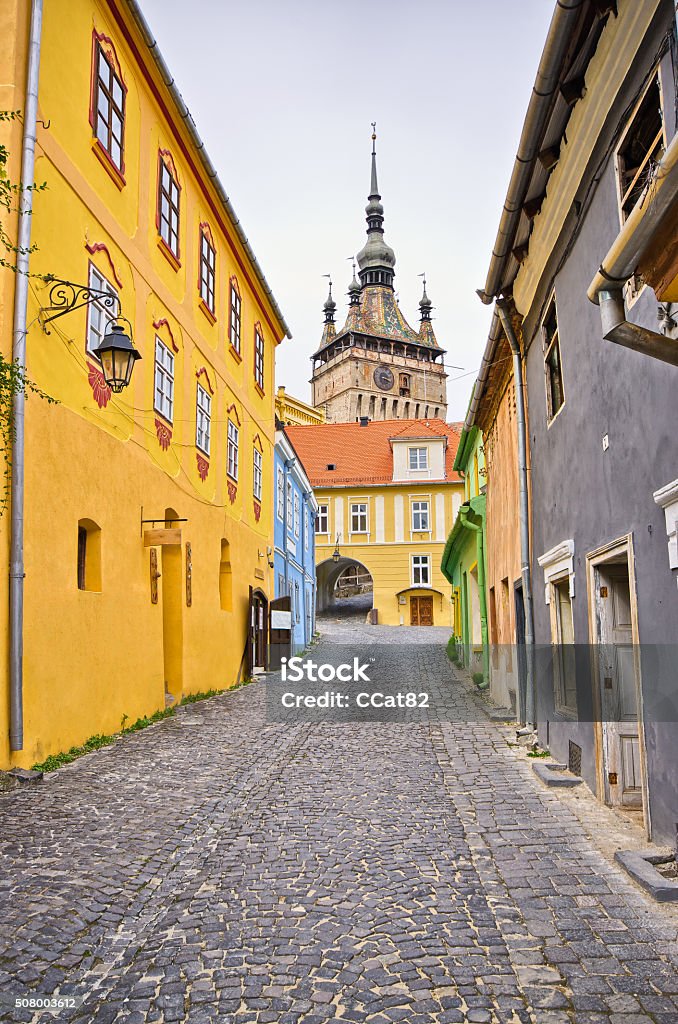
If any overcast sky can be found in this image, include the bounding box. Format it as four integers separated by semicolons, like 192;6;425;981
142;0;554;421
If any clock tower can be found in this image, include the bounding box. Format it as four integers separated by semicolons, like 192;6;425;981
311;130;448;423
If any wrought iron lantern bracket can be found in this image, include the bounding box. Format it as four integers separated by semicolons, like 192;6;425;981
39;277;119;333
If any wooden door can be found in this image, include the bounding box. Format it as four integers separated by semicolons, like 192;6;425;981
596;564;642;808
269;595;292;671
410;596;433;626
248;587;268;673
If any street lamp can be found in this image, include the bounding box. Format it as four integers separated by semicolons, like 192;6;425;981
332;534;341;563
95;318;141;393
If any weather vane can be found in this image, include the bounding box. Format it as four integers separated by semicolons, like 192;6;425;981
371;121;377;154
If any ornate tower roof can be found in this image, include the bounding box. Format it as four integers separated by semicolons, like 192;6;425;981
418;274;439;348
356;126;396;288
319;278;336;348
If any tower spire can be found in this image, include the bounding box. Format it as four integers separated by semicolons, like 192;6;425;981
356;124;396;289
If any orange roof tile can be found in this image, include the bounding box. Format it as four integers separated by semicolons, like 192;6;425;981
285;418;462;488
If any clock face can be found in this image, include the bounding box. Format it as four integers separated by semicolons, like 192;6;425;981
373;365;395;391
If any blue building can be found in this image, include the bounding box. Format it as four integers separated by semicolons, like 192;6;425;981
274;425;318;653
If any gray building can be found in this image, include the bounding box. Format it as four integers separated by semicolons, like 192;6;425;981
476;0;678;844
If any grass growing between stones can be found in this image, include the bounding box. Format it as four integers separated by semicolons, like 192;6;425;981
31;681;254;773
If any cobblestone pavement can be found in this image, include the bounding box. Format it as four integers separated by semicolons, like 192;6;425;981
1;618;677;1024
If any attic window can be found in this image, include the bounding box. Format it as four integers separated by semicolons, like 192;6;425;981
616;72;665;223
327;463;336;471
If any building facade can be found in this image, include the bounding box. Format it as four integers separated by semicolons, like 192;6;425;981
310;133;448;424
0;0;289;768
287;419;463;627
476;0;678;843
273;428;317;653
275;385;325;426
441;426;488;684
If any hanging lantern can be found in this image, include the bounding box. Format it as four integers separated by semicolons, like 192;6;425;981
95;319;141;393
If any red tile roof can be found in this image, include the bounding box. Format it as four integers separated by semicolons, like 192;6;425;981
285;418;463;488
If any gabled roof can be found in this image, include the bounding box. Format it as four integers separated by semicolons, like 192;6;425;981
285;418;462;488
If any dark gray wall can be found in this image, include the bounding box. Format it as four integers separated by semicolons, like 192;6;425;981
526;5;678;844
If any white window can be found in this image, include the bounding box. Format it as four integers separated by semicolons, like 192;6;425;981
409;447;428;471
86;264;119;358
153;336;174;422
305;510;309;550
293;493;300;538
199;229;216;313
316;504;328;534
195;384;211;455
276;467;284;520
412;500;430;532
227;420;239;480
351;502;368;533
287;481;293;532
412;554;430;586
253;447;262;501
229;282;241;353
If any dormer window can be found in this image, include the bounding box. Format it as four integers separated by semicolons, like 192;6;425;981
408;447;428;471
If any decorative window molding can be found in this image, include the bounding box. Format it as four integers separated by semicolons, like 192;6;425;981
195;365;215;395
537;539;575;604
227;420;239;481
226;402;241;427
152;318;180;353
653;478;678;574
195;383;211;456
85;241;123;288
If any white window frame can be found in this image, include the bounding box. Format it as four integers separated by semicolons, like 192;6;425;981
293;493;300;538
542;292;565;424
195;384;211;456
276;466;284;520
86;263;119;359
199;229;216;313
304;509;309;550
316;503;329;535
411;499;430;533
153;336;174;422
409;447;428;471
350;502;368;534
229;283;241;353
286;481;293;532
412;554;431;587
227;420;239;480
253;447;263;501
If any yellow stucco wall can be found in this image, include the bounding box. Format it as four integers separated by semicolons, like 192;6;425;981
315;482;463;627
0;0;286;768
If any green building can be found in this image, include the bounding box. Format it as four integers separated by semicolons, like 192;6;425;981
441;425;488;686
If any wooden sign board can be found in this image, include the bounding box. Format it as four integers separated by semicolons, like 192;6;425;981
143;528;182;547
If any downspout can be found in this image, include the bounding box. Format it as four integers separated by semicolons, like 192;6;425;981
9;0;43;752
458;505;489;689
496;299;536;726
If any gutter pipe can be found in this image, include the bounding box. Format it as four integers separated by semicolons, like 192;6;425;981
587;131;678;366
496;300;536;727
478;0;585;304
122;0;291;341
458;504;489;690
9;0;43;752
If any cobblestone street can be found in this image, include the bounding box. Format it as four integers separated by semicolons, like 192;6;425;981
1;619;677;1024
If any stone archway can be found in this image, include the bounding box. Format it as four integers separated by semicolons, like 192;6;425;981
317;556;374;616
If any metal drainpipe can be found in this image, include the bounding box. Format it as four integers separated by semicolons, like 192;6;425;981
496;299;536;727
9;0;43;752
458;506;489;689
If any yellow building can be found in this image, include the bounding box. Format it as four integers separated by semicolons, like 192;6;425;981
0;0;290;768
286;419;464;627
275;386;325;426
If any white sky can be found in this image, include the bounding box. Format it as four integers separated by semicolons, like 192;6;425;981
141;0;554;421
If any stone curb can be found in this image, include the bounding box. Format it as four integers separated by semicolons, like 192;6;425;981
615;848;678;902
532;760;583;787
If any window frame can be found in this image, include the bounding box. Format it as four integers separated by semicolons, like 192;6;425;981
195;383;211;456
91;36;126;175
350;501;368;534
316;503;329;535
408;447;428;471
153;336;175;423
293;493;300;538
253;446;263;502
276;466;285;520
229;278;242;356
157;152;181;261
412;553;431;587
411;499;430;533
198;225;216;316
286;480;294;532
542;292;565;424
86;262;120;360
227;420;239;481
615;68;666;225
254;324;265;391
